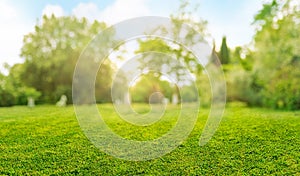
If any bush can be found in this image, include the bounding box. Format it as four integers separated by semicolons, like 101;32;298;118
0;88;15;107
181;85;198;102
263;65;300;110
196;73;212;107
226;67;263;106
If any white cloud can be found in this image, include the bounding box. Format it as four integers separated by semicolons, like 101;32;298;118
42;4;64;17
100;0;150;24
0;1;18;21
72;3;101;21
0;1;34;74
0;0;264;74
72;0;150;24
0;0;150;74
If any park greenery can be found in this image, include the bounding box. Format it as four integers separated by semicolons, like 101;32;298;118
0;0;299;110
0;103;299;174
0;1;300;174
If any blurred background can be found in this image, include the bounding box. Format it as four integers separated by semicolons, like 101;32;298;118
0;0;299;110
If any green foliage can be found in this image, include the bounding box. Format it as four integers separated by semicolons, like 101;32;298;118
231;46;253;71
111;70;128;103
214;44;256;106
253;0;279;28
1;0;298;111
135;37;201;105
181;85;198;102
0;66;41;106
20;15;113;104
135;38;201;84
253;0;300;71
218;36;230;65
15;87;41;105
250;0;300;109
130;73;173;103
0;104;299;174
0;88;15;107
226;68;263;106
133;2;209;105
0;73;14;106
196;73;211;107
263;64;300;110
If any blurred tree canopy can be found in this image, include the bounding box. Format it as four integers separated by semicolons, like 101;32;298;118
252;0;300;109
0;72;15;107
133;1;209;104
130;72;173;103
253;0;300;71
224;0;300;110
20;15;113;104
207;0;300;110
0;0;299;110
0;64;41;106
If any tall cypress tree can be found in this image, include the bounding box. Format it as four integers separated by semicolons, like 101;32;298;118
219;36;230;64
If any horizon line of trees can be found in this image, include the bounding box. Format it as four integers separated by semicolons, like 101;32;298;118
0;0;299;110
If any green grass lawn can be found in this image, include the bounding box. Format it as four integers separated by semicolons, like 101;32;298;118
0;103;299;175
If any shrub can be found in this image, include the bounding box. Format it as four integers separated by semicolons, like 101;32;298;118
226;67;263;106
263;65;300;110
0;88;15;107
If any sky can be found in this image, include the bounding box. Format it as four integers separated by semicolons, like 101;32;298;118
0;0;263;74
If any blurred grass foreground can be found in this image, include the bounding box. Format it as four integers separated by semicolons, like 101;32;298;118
0;104;299;175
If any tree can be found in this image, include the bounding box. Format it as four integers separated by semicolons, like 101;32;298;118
6;64;41;105
0;73;15;107
253;0;300;72
0;64;41;106
251;0;300;109
219;36;230;65
111;69;129;104
134;0;209;104
20;15;113;104
130;72;173;103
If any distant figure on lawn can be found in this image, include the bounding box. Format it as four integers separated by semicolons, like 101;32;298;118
56;95;67;107
27;97;35;108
